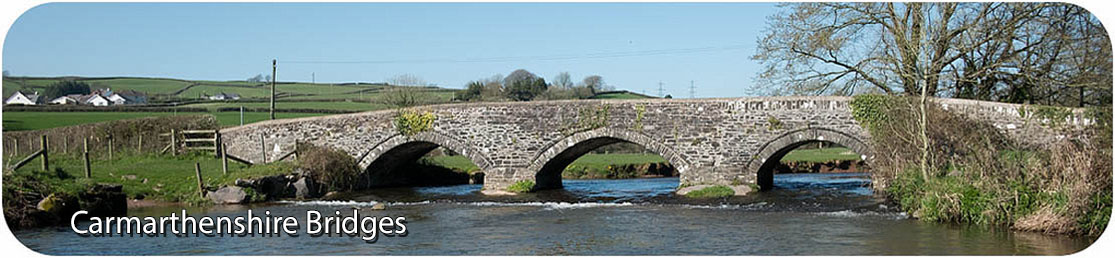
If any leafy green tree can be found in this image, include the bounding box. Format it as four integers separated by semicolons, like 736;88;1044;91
504;69;547;101
506;77;547;101
455;81;485;101
44;80;91;99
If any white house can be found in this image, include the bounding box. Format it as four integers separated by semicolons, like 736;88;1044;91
49;95;81;105
4;91;42;105
208;92;241;100
106;93;128;105
84;94;110;106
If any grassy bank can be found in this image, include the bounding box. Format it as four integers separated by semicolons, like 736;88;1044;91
850;94;1111;235
422;153;671;179
5;152;294;203
424;149;865;179
781;147;860;162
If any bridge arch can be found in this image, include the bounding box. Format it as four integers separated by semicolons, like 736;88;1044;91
525;127;692;190
357;131;493;188
746;127;874;190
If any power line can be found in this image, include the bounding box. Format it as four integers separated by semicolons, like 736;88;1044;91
284;44;749;64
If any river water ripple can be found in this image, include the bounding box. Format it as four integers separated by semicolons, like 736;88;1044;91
13;173;1097;255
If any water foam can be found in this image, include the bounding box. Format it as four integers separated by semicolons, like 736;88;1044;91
815;210;908;220
276;200;381;207
463;201;636;210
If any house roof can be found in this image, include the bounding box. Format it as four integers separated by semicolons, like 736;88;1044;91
7;91;42;103
83;94;108;103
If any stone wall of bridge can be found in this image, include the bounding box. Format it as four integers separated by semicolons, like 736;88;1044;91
219;96;1091;193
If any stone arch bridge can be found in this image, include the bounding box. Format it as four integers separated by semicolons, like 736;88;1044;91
221;96;1089;194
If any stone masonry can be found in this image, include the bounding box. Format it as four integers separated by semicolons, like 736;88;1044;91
219;96;1091;193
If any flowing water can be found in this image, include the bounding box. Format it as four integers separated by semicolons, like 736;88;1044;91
12;173;1098;255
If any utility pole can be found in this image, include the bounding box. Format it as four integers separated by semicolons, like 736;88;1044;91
689;80;695;99
270;59;276;120
657;81;665;98
312;72;315;84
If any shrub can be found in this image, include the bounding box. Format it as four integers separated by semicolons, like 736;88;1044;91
859;94;1112;235
766;116;783;131
393;109;436;136
3;168;93;230
297;144;361;192
507;180;535;193
685;185;735;198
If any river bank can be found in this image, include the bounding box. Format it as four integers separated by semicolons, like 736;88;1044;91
850;95;1112;236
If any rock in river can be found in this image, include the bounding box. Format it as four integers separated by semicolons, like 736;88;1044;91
208;186;249;204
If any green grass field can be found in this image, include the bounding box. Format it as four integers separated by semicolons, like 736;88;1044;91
780;147;862;162
179;101;390;111
2;76;453;103
423;153;669;174
424;147;861;175
7;152;293;202
2;111;331;131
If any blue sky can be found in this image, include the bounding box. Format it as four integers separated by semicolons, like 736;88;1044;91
3;2;780;98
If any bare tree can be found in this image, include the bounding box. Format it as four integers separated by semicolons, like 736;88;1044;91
387;74;430;87
582;75;604;93
553;72;573;89
378;86;427;108
753;3;1110;105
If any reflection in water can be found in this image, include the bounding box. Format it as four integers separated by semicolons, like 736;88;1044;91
13;173;1096;255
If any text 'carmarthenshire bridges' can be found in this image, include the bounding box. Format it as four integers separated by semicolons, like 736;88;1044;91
221;96;1089;194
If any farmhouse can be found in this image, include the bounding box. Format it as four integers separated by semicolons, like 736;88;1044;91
44;89;150;106
84;94;111;106
208;92;241;100
49;94;82;105
4;91;43;105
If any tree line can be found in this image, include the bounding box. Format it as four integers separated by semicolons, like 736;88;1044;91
753;2;1111;107
454;69;612;102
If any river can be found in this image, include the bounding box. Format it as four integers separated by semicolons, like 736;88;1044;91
12;173;1097;255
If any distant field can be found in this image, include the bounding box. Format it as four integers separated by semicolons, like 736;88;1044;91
423;153;668;173
1;111;331;131
781;147;862;162
180;101;390;111
424;147;861;173
1;76;413;102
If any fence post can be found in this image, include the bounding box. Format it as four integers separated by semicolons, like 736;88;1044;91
13;138;18;156
214;130;222;159
108;136;114;160
195;163;205;198
240;106;244;126
138;134;143;153
63;136;68;155
171;129;178;156
40;135;49;171
222;143;229;175
83;138;91;178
